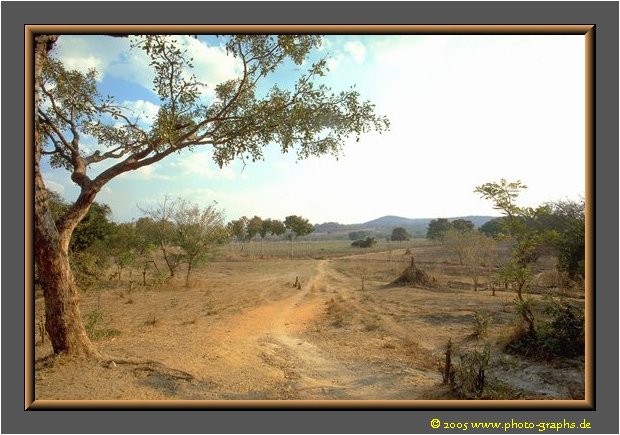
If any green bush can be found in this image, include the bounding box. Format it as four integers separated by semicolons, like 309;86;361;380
539;298;585;358
471;310;492;339
84;306;121;341
455;344;491;399
70;250;107;291
504;298;584;360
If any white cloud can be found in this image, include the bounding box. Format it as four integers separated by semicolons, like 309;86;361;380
118;165;172;181
120;99;160;127
53;35;132;81
344;41;367;64
169;151;241;180
53;35;241;98
179;36;242;87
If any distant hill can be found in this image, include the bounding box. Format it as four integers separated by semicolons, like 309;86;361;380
310;215;497;240
359;215;496;229
361;215;431;228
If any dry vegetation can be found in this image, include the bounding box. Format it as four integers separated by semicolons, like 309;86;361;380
34;241;585;401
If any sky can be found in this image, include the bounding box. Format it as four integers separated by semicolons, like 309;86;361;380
42;34;586;225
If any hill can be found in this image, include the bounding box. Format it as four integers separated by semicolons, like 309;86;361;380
310;215;497;240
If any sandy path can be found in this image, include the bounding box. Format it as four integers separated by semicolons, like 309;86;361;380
203;260;435;400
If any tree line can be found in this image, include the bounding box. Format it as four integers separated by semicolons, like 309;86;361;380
35;192;319;291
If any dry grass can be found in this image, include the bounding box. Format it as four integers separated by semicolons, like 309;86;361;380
34;243;585;401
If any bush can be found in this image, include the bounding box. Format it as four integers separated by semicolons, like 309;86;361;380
455;344;491;399
438;339;492;399
70;250;107;291
471;310;492;339
84;306;121;341
504;298;584;360
351;237;377;248
539;298;585;358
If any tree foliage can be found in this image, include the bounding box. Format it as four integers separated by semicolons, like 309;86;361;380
228;216;249;241
246;216;264;241
426;218;453;241
46;190;114;252
284;215;314;239
260;218;286;239
351;237;376;248
543;199;585;280
478;217;505;238
474;179;547;336
349;231;368;241
451;218;475;233
172;200;229;286
390;227;410;241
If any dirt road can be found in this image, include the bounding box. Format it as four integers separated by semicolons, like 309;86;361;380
202;259;439;400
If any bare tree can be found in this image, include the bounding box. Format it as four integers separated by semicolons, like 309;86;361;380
173;200;229;287
138;196;183;280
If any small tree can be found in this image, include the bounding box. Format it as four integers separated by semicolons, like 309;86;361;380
284;215;314;259
442;229;469;266
246;215;263;255
259;218;287;255
173;200;229;287
139;197;183;279
351;236;376;248
133;217;160;285
544;199;585;281
462;232;497;292
390;227;410;242
426;218;453;241
105;222;136;283
478;217;505;238
475;179;548;336
451;218;475;233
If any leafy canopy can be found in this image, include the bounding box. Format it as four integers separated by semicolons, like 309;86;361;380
284;215;314;239
390;227;410;241
38;35;390;206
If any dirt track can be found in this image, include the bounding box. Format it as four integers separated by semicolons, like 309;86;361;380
34;252;584;401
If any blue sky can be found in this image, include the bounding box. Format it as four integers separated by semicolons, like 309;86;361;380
43;34;585;224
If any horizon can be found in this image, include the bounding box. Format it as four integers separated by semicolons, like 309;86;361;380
42;34;586;224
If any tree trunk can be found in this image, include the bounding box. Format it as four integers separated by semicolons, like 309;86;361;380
185;261;193;287
160;242;176;278
34;173;100;357
33;35;99;358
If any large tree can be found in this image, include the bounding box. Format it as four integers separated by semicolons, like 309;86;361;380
284;215;314;258
33;34;389;357
426;218;453;241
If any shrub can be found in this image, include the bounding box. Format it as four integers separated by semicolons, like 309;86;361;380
471;310;492;339
351;237;376;248
539;298;585;358
438;339;492;399
84;306;121;341
70;251;107;291
455;344;491;399
504;298;584;360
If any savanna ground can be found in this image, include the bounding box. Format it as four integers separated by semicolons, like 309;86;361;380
34;240;585;401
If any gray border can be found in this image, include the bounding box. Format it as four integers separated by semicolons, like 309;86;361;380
2;1;618;433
